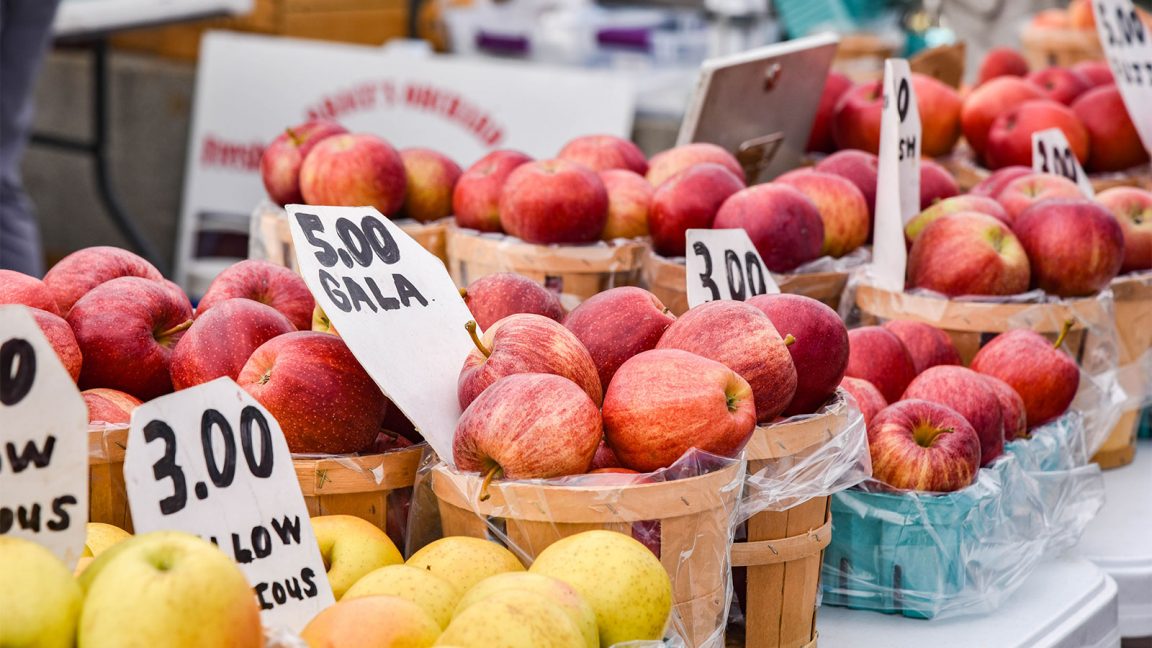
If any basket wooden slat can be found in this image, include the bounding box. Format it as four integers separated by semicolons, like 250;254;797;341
88;426;132;533
293;447;423;528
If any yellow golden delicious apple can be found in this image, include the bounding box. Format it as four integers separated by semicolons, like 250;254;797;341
343;564;461;629
78;531;262;647
0;537;83;648
530;530;671;646
82;522;132;558
406;536;524;594
455;572;597;648
435;590;585;648
311;514;402;599
301;595;440;647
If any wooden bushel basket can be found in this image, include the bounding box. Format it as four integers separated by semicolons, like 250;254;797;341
1092;273;1152;468
89;425;132;532
1020;25;1103;69
938;153;1152;195
445;225;647;303
430;460;744;648
294;446;423;534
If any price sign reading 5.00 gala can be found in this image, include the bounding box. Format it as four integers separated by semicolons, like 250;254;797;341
0;306;87;567
685;229;780;308
124;378;334;631
287;205;475;464
1094;0;1152;153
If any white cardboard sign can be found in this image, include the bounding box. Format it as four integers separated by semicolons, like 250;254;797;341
871;59;922;292
286;205;473;465
685;229;779;308
1032;128;1094;197
1094;0;1152;154
124;378;334;631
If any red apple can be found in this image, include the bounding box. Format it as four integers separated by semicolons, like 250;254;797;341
1072;85;1152;173
82;388;142;425
1096;187;1152;273
558;135;648;175
713;184;824;273
656;300;797;423
599;169;653;240
498;159;608;245
1014;198;1125;296
775;170;869;258
868;399;981;492
590;439;622;470
996;172;1083;221
882;320;961;374
976;47;1030;86
26;307;82;383
299;133;407;216
602;349;757;472
970;165;1033;199
237;331;387;454
984;99;1089;170
845;326;916;404
971;326;1080;427
981;375;1028;441
458;313;601;409
169;299;295;390
461;273;565;332
67;277;193;400
260;120;348;206
1027;66;1091;105
399;148;463;223
196;259;314;332
0;270;60;315
908;212;1031;297
815;150;879;221
839;376;888;427
1069;0;1095;28
961;77;1047;158
747;294;848;415
807;71;854;153
1071;60;1114;88
44;246;164;315
902;365;1005;466
454;373;602;483
648;163;745;257
563;286;675;389
832;74;961;157
646;143;745;187
920;160;961;210
832;81;883;154
452;150;533;233
913;74;964;157
905;195;1013;244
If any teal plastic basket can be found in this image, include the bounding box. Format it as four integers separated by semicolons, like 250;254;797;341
774;0;890;37
1139;407;1151;439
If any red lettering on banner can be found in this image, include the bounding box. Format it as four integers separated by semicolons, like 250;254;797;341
199;135;265;171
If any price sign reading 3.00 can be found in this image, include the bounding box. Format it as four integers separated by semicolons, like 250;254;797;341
1032;128;1094;197
685;229;779;308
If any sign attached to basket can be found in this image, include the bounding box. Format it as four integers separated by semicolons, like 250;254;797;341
685;229;779;308
872;58;922;292
286;204;473;465
1032;128;1094;197
0;306;87;567
1094;0;1152;153
124;378;334;631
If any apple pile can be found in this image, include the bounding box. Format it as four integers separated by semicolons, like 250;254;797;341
1028;0;1152;38
840;319;1079;493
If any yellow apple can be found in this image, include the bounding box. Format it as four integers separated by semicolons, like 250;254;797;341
311;514;402;599
436;590;585;648
82;522;132;558
301;595;440;647
406;536;524;594
343;564;461;629
455;572;597;648
0;537;83;648
78;531;262;647
530;530;671;646
74;556;94;577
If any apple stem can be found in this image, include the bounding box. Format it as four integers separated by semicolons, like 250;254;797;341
285;127;302;147
478;464;501;502
459;287;468;300
156;319;193;340
783;334;796;347
1053;319;1074;350
465;320;490;358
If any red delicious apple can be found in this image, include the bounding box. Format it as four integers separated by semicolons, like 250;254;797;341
82;388;142;425
452;150;533;233
646;143;745;187
1072;85;1152;173
971;326;1080;427
558;135;648;175
832;74;962;157
0;270;60;315
832;81;883;154
981;375;1027;441
807;71;854;153
775;170;869;258
563;286;675;389
590;439;622;470
602;349;757;472
976;47;1030;86
67;277;193;400
984;99;1089;170
196;259;313;332
882;320;961;374
815;150;879;221
1015;198;1125;296
1096;187;1152;273
458;313;601;409
599;169;653;240
1071;60;1114;88
237;331;387;454
970;165;1033;199
26;307;81;383
454;373;601;487
648;163;744;257
903;365;1005;466
169;299;294;390
961;77;1047;158
920;160;961;210
713;184;824;273
399;148;463;223
845;326;916;403
747;294;848;415
1027;66;1091;105
461;273;565;332
498;159;608;245
996;172;1083;221
839;376;888;427
299;133;407;216
905;195;1013;244
868;399;981;492
44;246;164;315
908;212;1031;297
260;120;348;206
656;300;797;423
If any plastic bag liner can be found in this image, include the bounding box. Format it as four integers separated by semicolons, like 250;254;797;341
406;448;745;648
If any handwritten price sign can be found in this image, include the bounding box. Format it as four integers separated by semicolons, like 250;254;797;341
1094;0;1152;153
685;229;779;307
1032;128;1094;197
872;59;921;292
